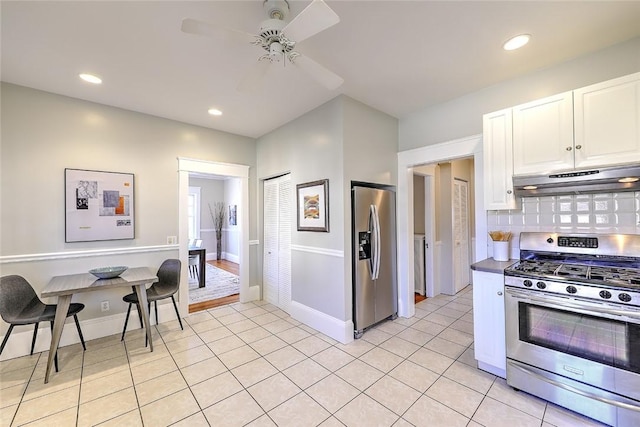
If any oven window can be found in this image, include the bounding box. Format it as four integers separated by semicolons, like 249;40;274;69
518;302;640;374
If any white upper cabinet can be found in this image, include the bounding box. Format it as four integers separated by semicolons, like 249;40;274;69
483;109;517;210
512;92;574;175
511;72;640;176
574;72;640;168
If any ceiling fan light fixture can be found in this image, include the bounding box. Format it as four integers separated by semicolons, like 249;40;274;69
207;108;222;116
79;73;102;84
503;34;531;51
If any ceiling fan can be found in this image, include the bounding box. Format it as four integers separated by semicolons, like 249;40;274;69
181;0;343;92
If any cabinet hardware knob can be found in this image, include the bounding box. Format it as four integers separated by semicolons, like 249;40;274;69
507;190;512;194
566;147;572;151
497;291;503;296
575;145;582;150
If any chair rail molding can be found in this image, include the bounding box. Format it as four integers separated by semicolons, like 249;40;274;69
0;245;179;264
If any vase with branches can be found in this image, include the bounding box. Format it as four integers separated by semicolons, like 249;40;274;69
209;202;225;260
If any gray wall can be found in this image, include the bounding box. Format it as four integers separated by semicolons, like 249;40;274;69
257;95;398;322
0;83;257;329
400;37;640;150
189;177;224;258
257;96;345;319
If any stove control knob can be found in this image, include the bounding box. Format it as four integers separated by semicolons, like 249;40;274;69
599;290;612;299
536;281;546;289
619;293;632;303
546;237;554;244
566;286;577;294
523;279;533;287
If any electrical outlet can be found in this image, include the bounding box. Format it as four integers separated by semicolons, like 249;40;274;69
167;236;177;245
101;301;109;312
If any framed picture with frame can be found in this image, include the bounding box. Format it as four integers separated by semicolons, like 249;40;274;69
65;168;135;242
296;179;329;232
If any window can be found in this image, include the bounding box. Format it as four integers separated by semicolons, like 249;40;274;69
188;187;201;240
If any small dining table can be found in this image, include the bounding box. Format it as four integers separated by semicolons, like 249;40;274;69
189;247;206;288
41;267;158;383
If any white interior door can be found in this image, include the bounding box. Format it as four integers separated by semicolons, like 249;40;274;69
453;179;470;293
262;174;292;312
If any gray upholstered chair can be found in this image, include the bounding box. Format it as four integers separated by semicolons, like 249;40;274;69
0;275;86;369
121;259;183;341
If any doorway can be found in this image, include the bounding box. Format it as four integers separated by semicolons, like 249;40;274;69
177;158;251;318
187;175;242;313
396;135;486;319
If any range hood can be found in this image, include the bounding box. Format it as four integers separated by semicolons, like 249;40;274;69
513;164;640;197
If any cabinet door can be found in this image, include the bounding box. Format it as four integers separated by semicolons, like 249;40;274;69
574;72;640;168
483;109;516;210
472;270;506;377
513;92;574;175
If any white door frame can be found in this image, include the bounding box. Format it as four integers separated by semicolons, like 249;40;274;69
177;157;254;317
413;167;437;298
423;174;436;297
397;135;486;318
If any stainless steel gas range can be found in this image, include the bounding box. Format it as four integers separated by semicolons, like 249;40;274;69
504;232;640;427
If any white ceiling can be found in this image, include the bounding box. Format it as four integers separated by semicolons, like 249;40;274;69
2;1;640;139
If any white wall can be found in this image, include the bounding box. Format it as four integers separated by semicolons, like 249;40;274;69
0;83;257;345
400;37;640;150
224;177;241;263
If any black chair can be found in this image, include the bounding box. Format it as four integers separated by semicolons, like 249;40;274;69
121;259;183;341
0;275;86;370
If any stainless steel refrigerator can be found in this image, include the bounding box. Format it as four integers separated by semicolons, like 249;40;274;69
352;182;397;338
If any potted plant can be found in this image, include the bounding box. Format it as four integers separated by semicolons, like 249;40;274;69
209;202;225;260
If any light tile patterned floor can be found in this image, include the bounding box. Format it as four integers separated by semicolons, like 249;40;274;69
0;286;607;427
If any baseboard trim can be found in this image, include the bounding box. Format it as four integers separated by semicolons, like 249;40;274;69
289;301;353;344
0;303;179;361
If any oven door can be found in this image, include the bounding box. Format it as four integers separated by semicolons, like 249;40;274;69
505;287;640;402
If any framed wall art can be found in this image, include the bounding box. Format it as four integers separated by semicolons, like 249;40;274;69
296;179;329;232
65;168;135;242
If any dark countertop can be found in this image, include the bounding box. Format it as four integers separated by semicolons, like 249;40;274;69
471;258;517;274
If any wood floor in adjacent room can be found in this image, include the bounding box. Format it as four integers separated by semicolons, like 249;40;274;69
188;259;240;313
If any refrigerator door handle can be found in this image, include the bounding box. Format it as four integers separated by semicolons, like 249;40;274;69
370;204;381;280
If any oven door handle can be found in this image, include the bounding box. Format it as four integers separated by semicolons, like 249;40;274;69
509;360;640;413
506;289;640;321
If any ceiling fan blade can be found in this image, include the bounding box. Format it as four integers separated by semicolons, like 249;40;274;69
181;18;257;45
237;59;272;93
281;0;339;44
292;54;343;90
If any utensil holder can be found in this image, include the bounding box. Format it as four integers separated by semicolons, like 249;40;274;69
493;241;509;261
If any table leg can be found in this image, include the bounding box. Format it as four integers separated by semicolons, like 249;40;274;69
198;250;206;288
44;294;71;384
134;284;153;352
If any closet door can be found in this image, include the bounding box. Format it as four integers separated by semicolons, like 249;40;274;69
263;179;279;306
277;177;292;313
262;174;292;312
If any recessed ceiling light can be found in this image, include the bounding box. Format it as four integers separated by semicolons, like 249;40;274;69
79;73;102;84
503;34;531;51
208;108;222;116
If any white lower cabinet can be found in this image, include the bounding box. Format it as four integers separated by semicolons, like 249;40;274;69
472;270;506;378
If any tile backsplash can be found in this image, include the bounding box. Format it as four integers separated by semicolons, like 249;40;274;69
487;191;640;259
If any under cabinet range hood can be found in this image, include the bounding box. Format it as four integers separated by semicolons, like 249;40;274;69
513;164;640;197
